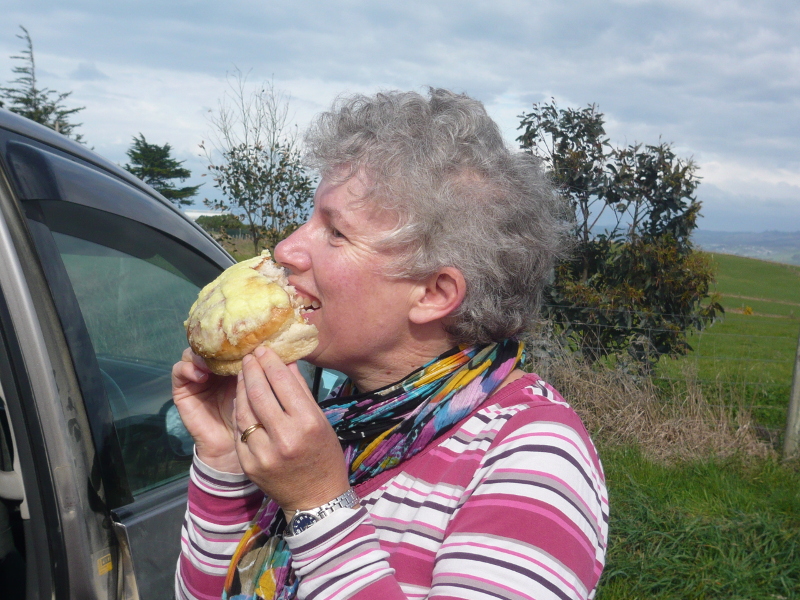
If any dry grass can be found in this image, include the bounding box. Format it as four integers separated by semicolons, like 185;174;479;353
207;230;262;261
527;347;774;463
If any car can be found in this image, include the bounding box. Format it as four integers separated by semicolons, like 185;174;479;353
0;108;344;600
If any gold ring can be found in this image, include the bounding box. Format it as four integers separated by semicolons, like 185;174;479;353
240;423;265;443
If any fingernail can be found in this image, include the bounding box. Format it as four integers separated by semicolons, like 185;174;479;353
237;371;244;382
243;354;252;365
254;346;266;358
195;368;208;381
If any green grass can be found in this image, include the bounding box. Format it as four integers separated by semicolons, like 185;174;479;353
711;253;800;307
598;445;800;600
655;253;800;431
724;298;799;319
594;254;800;599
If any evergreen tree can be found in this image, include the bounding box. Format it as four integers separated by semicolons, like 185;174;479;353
0;26;84;141
124;134;201;206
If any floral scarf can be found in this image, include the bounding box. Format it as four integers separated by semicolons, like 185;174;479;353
222;339;524;600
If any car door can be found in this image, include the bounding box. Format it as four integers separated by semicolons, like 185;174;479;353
0;116;232;599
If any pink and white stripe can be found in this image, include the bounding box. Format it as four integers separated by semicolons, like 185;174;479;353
176;373;609;600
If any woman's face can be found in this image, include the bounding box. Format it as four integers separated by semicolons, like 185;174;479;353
274;176;420;378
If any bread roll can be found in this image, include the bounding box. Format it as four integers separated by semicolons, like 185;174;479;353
185;251;318;375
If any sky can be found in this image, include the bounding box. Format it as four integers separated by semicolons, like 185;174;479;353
1;0;798;232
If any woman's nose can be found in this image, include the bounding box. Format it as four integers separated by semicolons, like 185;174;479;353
274;223;311;272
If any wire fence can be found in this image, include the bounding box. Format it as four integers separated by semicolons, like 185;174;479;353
540;307;800;434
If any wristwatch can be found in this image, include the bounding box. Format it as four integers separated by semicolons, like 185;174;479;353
284;488;360;537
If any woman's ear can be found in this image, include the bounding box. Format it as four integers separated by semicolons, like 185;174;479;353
408;267;466;325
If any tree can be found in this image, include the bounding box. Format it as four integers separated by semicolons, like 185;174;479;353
196;214;244;250
518;101;609;282
0;26;84;141
201;70;315;254
196;213;244;232
124;134;201;206
518;100;722;367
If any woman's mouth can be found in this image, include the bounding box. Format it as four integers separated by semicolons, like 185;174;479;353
296;293;321;315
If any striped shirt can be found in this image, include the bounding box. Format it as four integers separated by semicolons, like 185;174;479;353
176;373;609;600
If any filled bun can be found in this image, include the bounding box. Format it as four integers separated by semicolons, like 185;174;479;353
185;250;318;376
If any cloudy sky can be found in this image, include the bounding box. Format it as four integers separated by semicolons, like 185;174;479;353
1;0;798;231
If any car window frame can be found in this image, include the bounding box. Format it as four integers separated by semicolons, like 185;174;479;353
0;131;98;599
19;206;231;507
0;134;235;503
0;124;244;598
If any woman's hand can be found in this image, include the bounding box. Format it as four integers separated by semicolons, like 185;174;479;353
172;348;241;473
234;346;351;512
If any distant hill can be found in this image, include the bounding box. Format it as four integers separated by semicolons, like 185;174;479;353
692;230;800;265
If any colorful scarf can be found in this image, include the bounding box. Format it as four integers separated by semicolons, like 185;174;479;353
222;339;524;600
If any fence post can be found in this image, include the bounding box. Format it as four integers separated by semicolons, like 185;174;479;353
784;331;800;459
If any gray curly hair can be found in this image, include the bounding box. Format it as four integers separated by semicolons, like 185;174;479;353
304;88;570;345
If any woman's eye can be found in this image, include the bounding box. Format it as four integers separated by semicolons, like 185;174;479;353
331;228;345;239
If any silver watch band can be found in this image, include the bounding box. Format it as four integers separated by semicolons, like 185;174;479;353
285;488;360;537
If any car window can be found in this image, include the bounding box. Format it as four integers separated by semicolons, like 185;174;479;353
52;229;198;486
28;199;221;496
297;361;348;402
53;231;197;366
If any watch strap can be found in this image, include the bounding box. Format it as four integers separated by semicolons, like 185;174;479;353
285;488;359;537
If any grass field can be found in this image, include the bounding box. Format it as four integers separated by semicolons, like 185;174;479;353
657;253;800;431
596;253;800;599
597;446;800;600
712;253;800;307
214;232;263;262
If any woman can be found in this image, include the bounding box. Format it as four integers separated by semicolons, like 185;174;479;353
173;88;608;600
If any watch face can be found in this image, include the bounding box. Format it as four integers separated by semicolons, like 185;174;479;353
290;512;319;535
